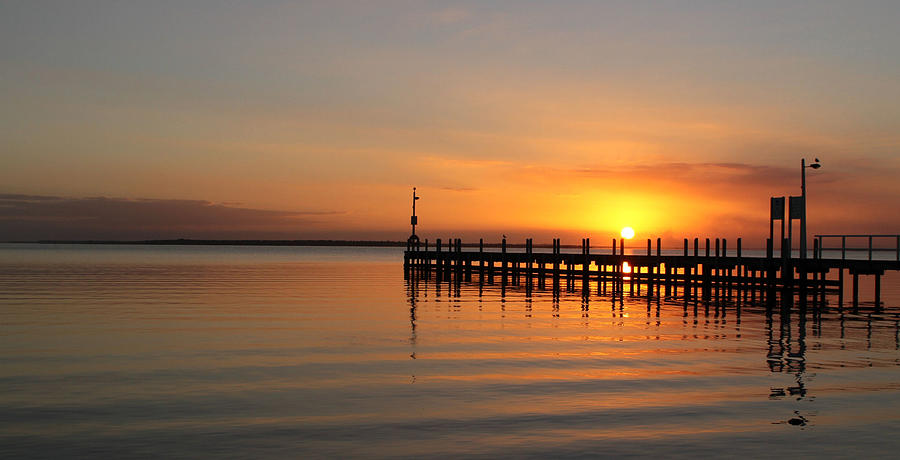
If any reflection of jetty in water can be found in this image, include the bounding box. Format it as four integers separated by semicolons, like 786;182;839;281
406;270;900;428
405;237;900;308
405;272;900;368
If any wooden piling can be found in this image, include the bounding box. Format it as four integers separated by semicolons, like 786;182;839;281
875;273;881;308
501;238;508;286
583;238;590;293
838;267;844;305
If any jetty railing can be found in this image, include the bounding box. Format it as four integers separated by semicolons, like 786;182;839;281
814;234;900;261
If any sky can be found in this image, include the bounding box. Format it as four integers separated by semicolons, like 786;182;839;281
2;1;899;245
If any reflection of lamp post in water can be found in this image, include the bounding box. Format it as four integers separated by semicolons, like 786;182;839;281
800;158;821;259
410;187;420;238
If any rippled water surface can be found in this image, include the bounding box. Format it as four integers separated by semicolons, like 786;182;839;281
3;243;900;458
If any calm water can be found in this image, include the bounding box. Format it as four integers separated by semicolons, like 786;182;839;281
3;243;900;458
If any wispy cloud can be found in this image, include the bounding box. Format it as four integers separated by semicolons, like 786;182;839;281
0;194;343;241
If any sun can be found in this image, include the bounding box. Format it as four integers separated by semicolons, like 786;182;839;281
621;226;635;239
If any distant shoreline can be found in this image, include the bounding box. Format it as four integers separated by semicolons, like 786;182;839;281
11;239;408;247
5;239;568;249
0;239;787;250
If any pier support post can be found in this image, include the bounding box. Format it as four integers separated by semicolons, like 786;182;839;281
629;261;635;297
487;254;494;284
716;239;721;300
501;238;508;287
765;238;774;305
539;252;545;290
838;268;844;306
552;239;560;290
456;239;463;282
736;238;743;299
445;243;452;282
512;251;519;286
614;256;621;297
582;238;590;294
526;238;533;288
819;268;827;306
665;264;672;297
875;273;882;308
702;261;710;301
610;238;617;291
724;239;732;300
424;239;431;279
436;238;443;281
781;237;792;291
701;239;711;300
478;238;484;283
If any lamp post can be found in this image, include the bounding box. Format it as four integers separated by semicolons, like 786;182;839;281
410;187;420;237
800;158;821;259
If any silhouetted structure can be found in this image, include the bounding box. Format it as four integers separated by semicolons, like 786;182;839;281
407;187;421;248
404;236;900;308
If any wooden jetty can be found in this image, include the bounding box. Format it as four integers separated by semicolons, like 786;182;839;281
404;236;900;308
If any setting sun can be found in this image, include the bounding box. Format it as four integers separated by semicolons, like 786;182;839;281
621;227;635;239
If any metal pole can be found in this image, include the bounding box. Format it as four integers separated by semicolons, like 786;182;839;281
411;187;417;237
800;159;807;260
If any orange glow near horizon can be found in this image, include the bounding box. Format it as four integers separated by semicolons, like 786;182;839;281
2;3;900;242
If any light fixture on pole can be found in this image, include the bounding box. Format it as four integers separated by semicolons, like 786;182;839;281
800;158;821;259
411;187;420;238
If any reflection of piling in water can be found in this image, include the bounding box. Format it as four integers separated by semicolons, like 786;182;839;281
407;268;900;378
405;237;899;307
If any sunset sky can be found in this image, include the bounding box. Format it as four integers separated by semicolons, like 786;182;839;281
2;1;899;244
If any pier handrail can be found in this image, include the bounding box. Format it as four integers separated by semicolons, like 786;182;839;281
814;234;900;261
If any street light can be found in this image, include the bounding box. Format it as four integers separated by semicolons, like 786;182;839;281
800;158;821;259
